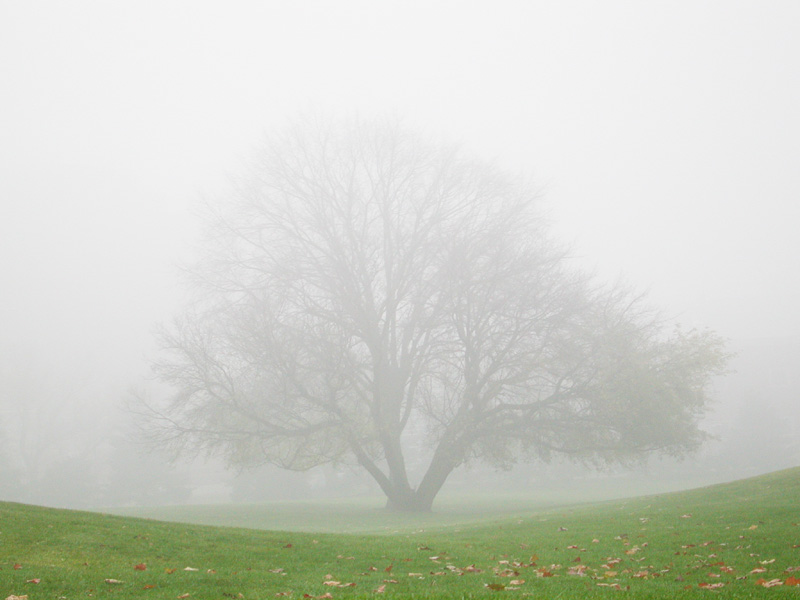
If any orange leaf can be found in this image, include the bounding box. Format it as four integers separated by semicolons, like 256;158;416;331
134;563;147;571
144;584;156;589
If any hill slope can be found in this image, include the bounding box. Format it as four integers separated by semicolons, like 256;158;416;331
2;467;799;599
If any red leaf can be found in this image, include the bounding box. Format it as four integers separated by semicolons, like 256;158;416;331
135;563;147;571
13;564;23;570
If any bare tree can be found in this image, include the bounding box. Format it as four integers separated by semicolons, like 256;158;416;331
149;118;728;511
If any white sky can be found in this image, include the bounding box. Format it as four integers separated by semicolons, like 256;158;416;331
1;0;799;388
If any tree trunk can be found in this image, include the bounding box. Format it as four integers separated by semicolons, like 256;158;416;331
385;489;435;512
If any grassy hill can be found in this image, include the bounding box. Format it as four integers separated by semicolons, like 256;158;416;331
2;467;799;599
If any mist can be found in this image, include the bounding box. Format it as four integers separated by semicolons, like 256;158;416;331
1;1;799;510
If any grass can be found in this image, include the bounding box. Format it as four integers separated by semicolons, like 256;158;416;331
2;467;800;599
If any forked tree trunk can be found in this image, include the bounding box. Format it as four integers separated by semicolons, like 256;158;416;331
381;433;464;512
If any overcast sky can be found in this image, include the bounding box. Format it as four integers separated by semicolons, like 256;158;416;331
2;0;799;389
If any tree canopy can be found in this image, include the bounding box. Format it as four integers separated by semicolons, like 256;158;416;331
150;118;728;511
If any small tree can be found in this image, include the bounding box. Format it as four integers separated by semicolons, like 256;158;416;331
149;118;728;511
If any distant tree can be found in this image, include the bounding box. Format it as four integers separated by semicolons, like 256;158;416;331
147;118;729;511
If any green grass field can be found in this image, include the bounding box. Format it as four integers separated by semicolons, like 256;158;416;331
3;467;800;599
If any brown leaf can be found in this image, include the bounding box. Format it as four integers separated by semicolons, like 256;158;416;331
485;583;506;591
13;564;23;570
143;584;156;589
786;576;800;587
134;563;147;571
374;585;386;594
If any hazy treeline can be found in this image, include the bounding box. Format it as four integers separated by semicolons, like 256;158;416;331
0;336;797;509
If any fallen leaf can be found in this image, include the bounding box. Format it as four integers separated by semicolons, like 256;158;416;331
143;584;156;589
374;585;386;594
184;567;199;572
177;594;191;599
5;596;28;600
134;563;147;571
165;568;176;574
757;578;783;587
485;583;506;591
464;565;482;573
322;581;340;586
105;579;124;584
786;576;800;586
13;564;23;570
509;579;525;585
698;582;724;589
25;580;40;585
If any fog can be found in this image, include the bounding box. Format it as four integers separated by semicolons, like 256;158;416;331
1;1;799;509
